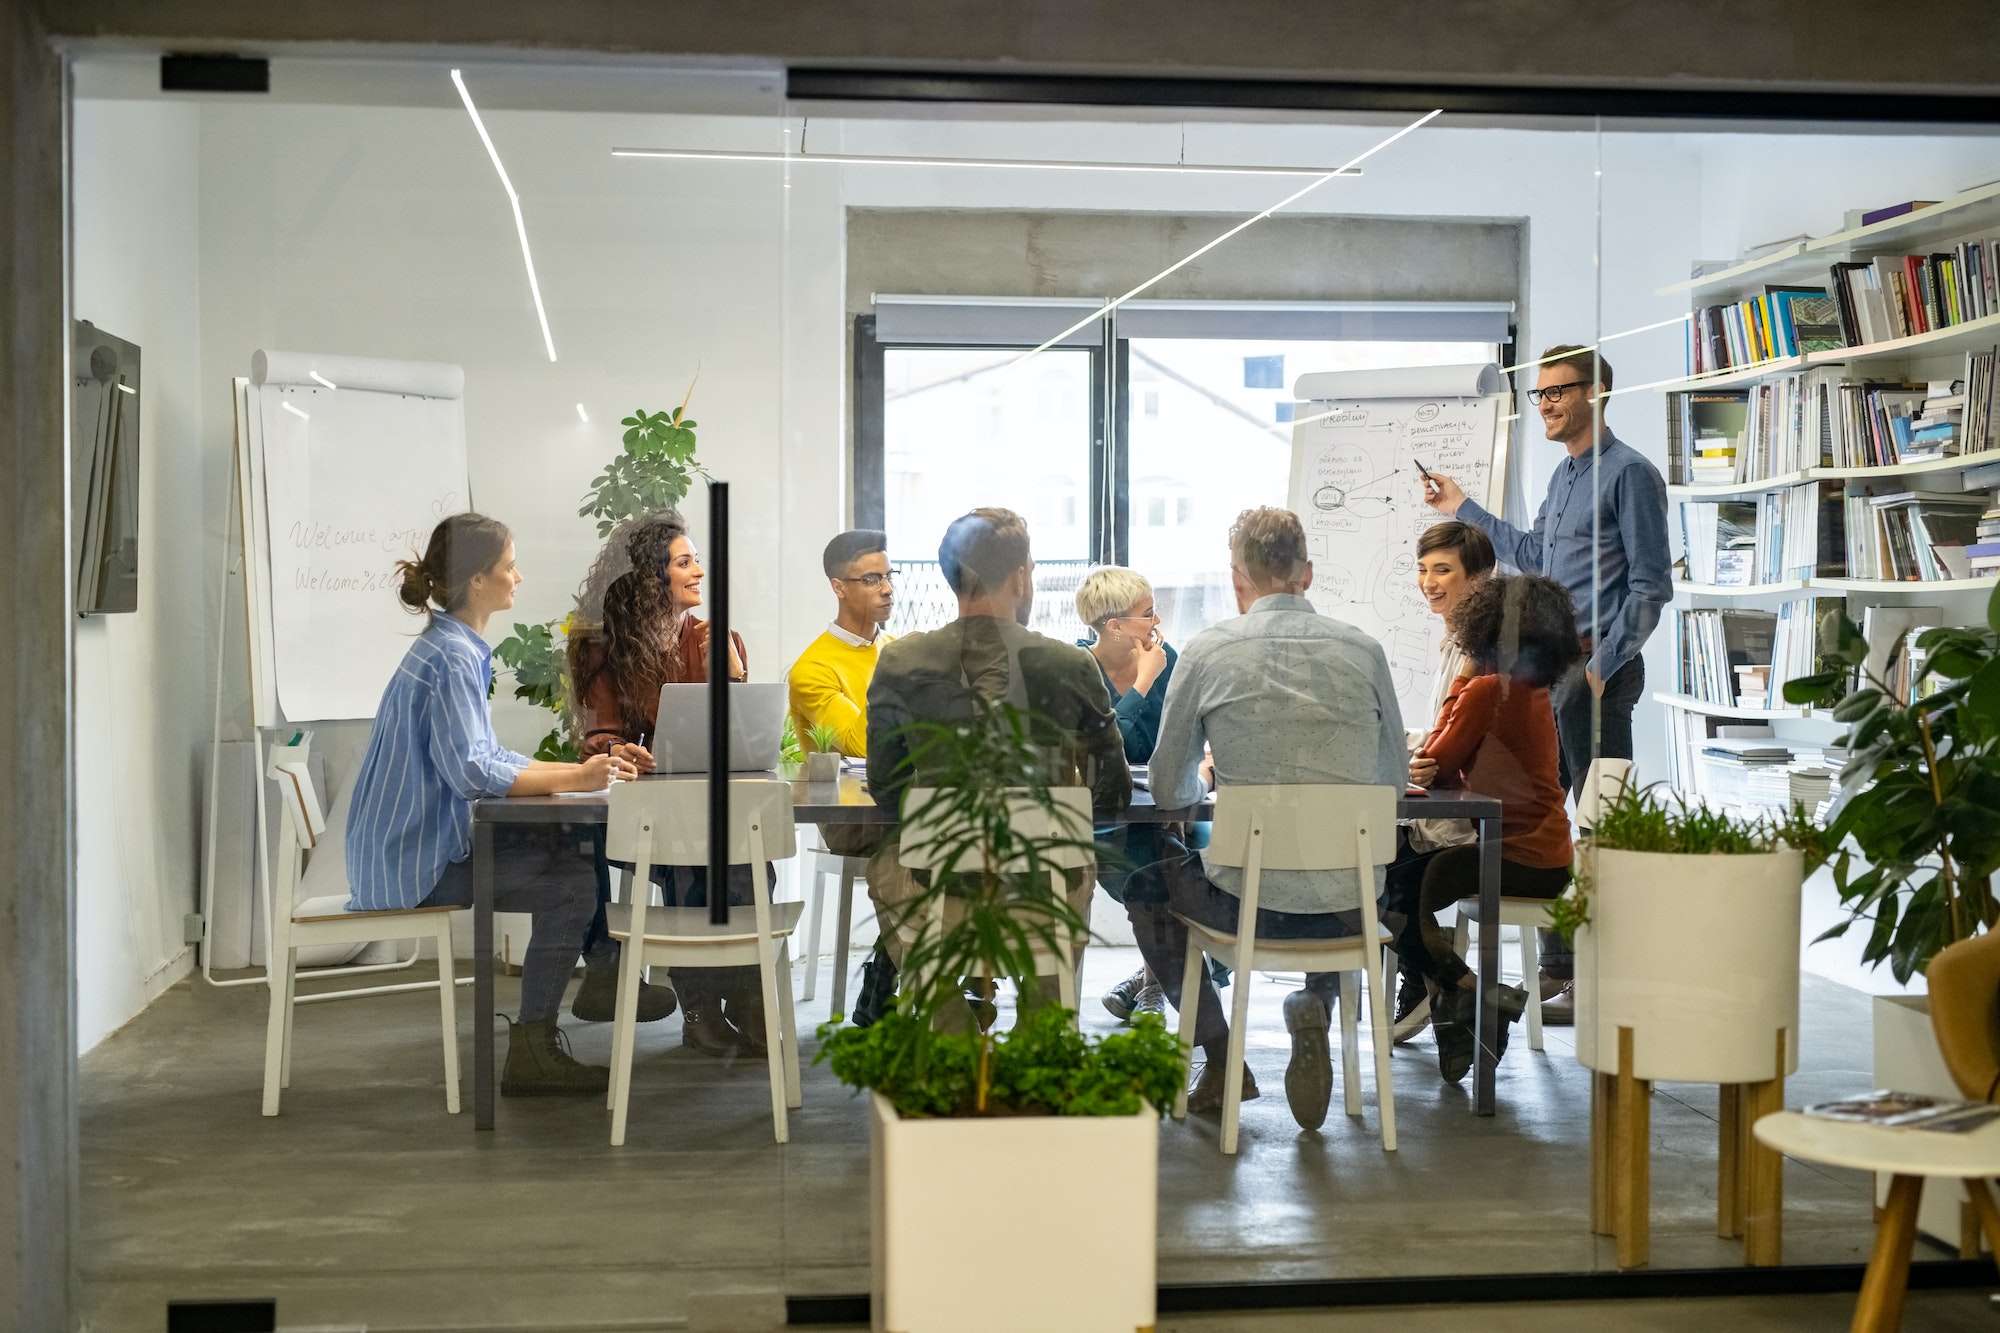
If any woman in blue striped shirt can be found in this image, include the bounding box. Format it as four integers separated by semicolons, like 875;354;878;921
346;513;659;1097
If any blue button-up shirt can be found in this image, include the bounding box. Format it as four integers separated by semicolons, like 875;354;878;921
1456;431;1671;679
345;613;530;911
1150;594;1405;915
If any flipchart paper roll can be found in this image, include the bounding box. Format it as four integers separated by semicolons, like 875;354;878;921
252;350;465;399
1292;362;1504;401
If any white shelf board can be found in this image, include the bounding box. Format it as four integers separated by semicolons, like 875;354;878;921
1656;180;2000;298
1672;450;2000;494
1651;691;1810;721
1805;309;2000;371
1811;576;2000;594
1653;358;1805;394
1673;580;1810;598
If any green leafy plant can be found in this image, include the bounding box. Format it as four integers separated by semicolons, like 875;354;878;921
806;721;844;756
1783;585;2000;981
1545;781;1827;944
492;378;706;753
580;389;708;538
818;1006;1185;1119
779;713;804;766
815;697;1176;1117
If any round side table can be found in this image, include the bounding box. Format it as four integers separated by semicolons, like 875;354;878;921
1755;1109;2000;1332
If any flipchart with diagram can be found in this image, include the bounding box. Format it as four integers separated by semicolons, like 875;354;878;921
1286;363;1508;723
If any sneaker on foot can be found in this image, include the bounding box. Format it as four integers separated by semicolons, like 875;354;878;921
1392;971;1431;1044
501;1017;611;1097
1186;1060;1260;1118
1492;983;1529;1063
1101;967;1148;1022
1132;980;1166;1019
851;942;897;1028
1281;989;1333;1131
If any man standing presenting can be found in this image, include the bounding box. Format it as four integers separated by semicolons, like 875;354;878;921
788;529;896;1021
1420;347;1670;802
1421;347;1670;1021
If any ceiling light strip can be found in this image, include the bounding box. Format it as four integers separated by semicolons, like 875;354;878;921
612;146;1359;179
1012;109;1443;364
452;69;558;363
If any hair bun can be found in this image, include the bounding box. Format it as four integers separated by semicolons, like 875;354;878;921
394;557;434;610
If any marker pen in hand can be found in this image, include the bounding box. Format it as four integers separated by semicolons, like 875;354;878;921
1414;457;1439;499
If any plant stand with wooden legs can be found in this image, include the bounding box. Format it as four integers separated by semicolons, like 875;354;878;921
1591;1027;1787;1269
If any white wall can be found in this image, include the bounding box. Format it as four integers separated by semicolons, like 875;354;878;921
70;78;2000;1042
72;100;207;1051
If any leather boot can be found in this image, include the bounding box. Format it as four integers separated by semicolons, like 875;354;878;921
570;955;678;1023
723;976;770;1057
501;1017;610;1097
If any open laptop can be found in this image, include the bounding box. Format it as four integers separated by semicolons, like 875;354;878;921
647;682;788;773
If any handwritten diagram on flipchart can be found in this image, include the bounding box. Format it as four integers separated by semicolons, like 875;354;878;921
1287;395;1503;721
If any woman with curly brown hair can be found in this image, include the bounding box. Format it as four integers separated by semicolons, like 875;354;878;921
567;512;761;1056
1400;573;1581;1085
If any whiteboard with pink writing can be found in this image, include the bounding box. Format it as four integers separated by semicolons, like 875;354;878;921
240;355;467;722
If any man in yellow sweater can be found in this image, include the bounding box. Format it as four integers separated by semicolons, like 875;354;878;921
790;529;897;1021
788;529;894;760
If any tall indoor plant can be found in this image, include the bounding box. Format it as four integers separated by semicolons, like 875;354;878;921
491;392;707;759
1784;586;2000;1248
816;699;1181;1333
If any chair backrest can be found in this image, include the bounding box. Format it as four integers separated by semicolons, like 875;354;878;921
1576;757;1634;828
1926;930;2000;1102
605;778;799;866
267;759;326;851
899;786;1093;874
1205;785;1396;871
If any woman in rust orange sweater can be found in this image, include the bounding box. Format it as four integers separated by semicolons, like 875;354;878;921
1404;574;1581;1084
567;512;758;1056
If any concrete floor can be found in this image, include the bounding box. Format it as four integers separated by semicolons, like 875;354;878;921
80;945;1983;1331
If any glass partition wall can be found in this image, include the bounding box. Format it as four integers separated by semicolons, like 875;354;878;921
67;50;2000;1325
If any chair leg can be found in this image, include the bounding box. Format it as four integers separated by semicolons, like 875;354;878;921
279;945;299;1089
1453;913;1470;959
1362;947;1398;1153
1521;922;1543;1052
1221;945;1255;1156
436;922;461;1115
608;941;647;1145
759;937;791;1144
778;940;802;1110
1173;942;1203;1122
801;855;826;1003
1338;972;1362;1118
260;949;293;1116
831;861;857;1019
1057;955;1078;1030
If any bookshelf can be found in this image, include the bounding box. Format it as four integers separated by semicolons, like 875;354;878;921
1657;179;2000;298
1654;180;2000;817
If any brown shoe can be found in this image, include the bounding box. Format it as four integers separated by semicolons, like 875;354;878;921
723;986;769;1058
1540;977;1575;1027
1186;1060;1260;1118
680;1000;742;1057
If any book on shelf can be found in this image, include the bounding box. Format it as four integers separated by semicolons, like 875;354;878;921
1679;482;1842;585
1862;605;1943;696
1847;491;1985;581
1827;245;2000;347
1857;201;1941;228
1768;596;1846;708
1687;285;1844;376
1668;389;1750;484
1675;607;1776;707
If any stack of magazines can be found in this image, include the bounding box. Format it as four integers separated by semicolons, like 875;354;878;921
1805;1091;2000;1133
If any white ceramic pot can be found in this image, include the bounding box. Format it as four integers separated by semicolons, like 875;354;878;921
804;751;841;784
870;1092;1156;1333
1873;994;1986;1251
1576;846;1803;1084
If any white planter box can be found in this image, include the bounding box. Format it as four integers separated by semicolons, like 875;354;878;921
1576;847;1803;1084
870;1092;1156;1333
1873;994;1986;1252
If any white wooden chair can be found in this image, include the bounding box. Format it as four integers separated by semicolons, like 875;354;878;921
1172;784;1399;1156
895;787;1094;1025
604;779;804;1145
261;759;462;1116
801;844;866;1013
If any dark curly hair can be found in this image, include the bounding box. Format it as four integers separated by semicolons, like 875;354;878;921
1447;574;1582;689
569;513;692;740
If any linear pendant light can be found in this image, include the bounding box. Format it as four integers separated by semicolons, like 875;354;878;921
612;146;1360;179
453;69;558;363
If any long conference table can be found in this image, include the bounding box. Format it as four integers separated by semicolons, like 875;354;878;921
469;774;1506;1130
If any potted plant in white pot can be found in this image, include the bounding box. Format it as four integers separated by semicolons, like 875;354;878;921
815;699;1182;1333
1782;585;2000;1247
803;720;844;784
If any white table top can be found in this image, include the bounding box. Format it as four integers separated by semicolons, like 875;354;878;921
1755;1109;2000;1177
